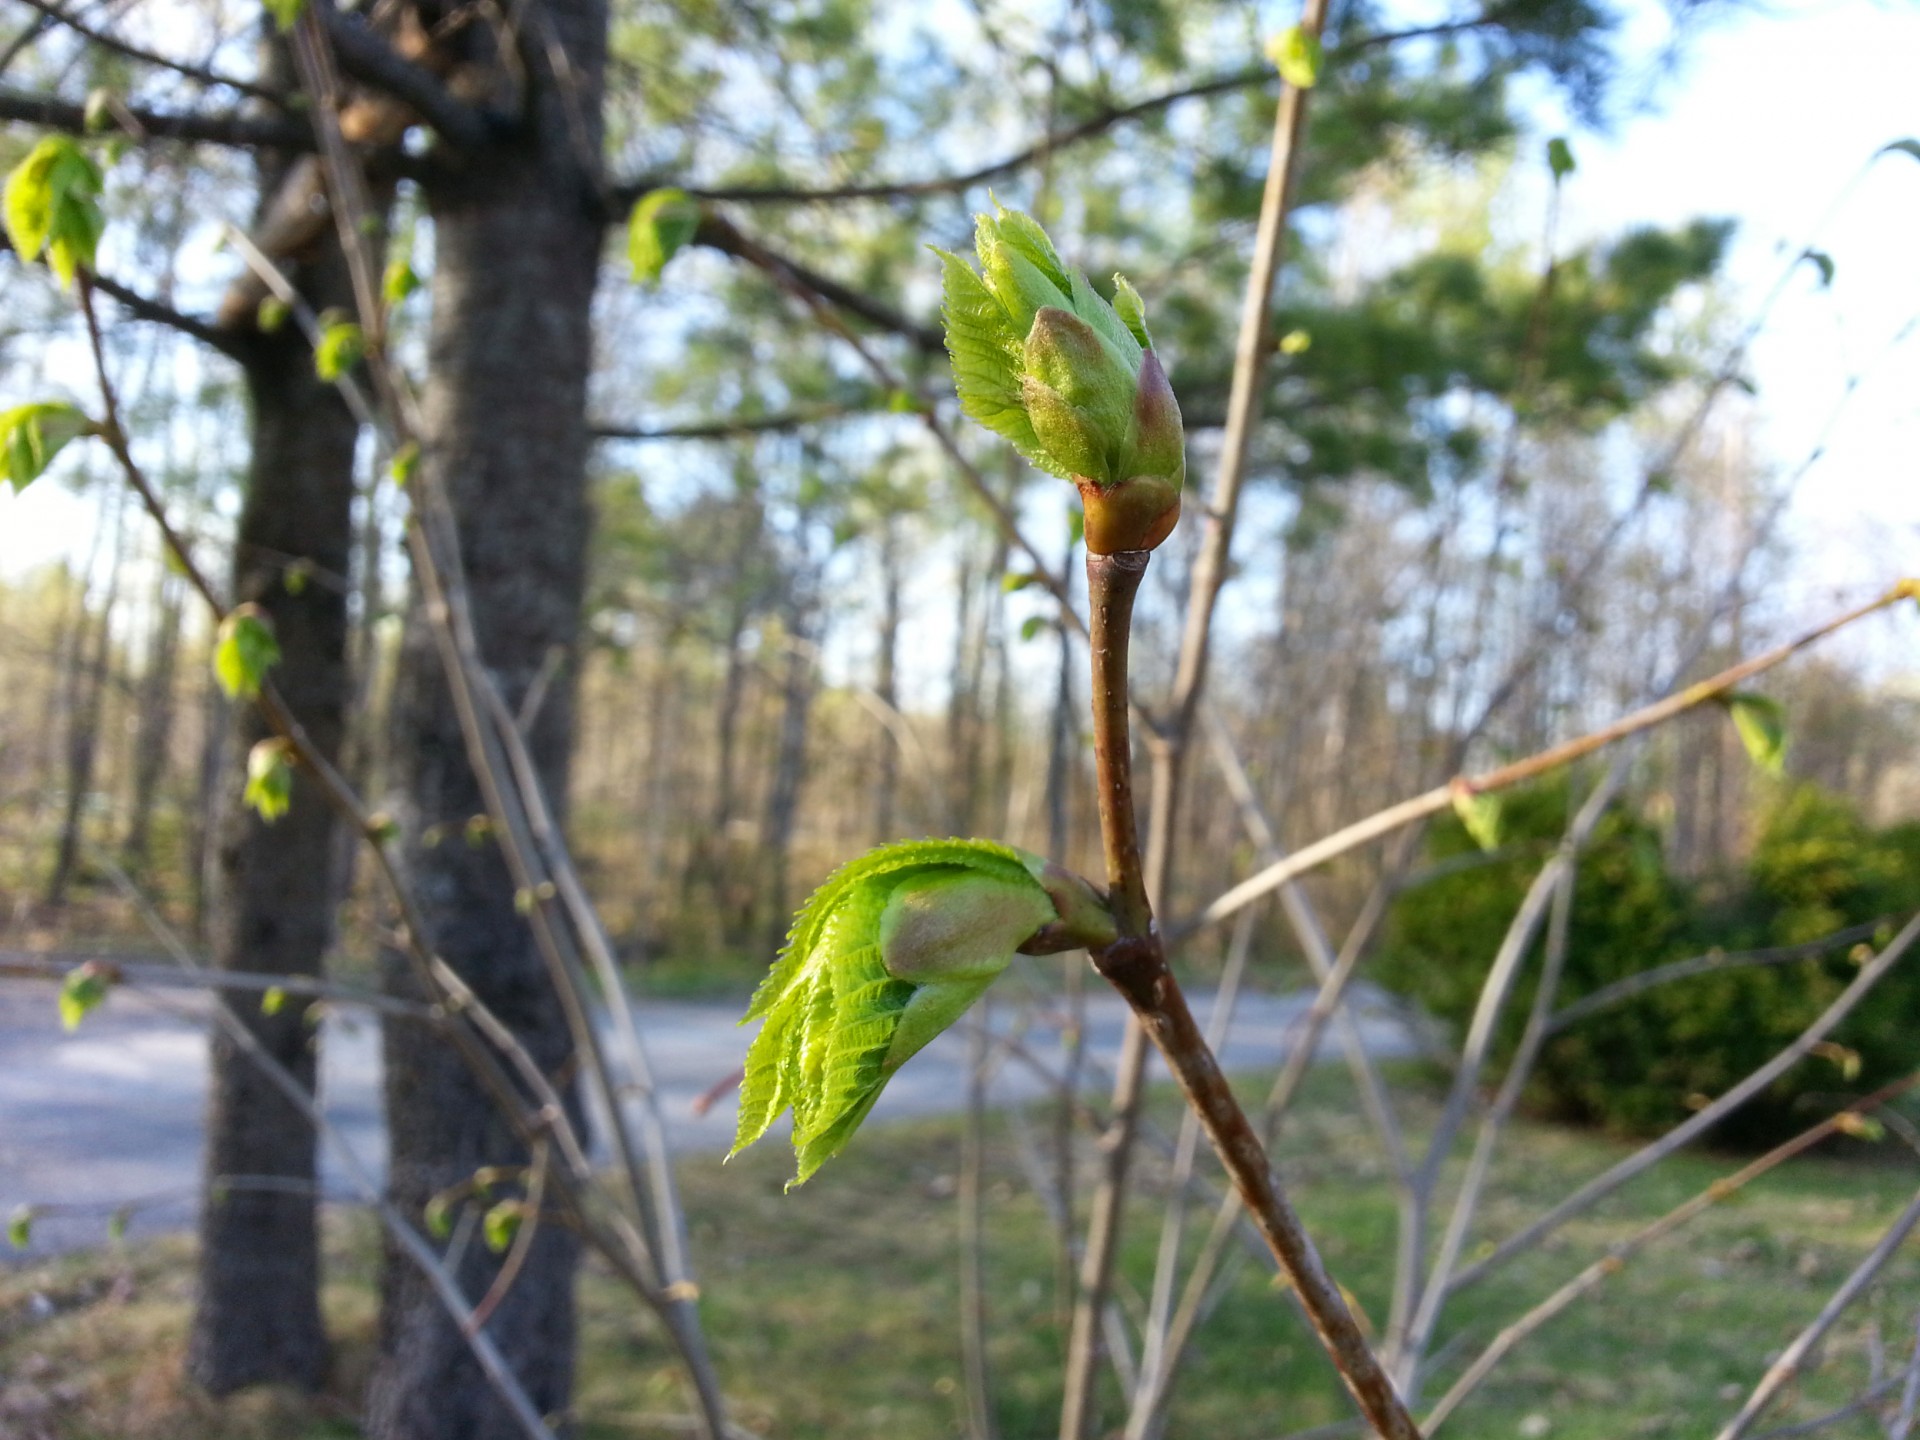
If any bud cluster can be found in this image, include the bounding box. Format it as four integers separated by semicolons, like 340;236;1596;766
937;205;1185;554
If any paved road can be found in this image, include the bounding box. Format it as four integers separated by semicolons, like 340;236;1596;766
0;968;1419;1258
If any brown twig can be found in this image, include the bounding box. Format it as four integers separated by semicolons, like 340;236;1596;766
1073;550;1421;1440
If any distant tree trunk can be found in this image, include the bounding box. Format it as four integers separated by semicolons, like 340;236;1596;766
189;675;227;939
122;569;184;871
185;178;361;1392
761;592;817;952
367;8;606;1434
45;493;126;907
872;520;902;842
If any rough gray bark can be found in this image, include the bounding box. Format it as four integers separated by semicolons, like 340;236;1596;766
184;217;361;1392
366;6;606;1434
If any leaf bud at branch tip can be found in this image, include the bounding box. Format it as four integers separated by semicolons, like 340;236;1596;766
938;203;1184;554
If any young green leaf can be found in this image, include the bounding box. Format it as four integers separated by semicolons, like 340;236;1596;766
383;254;420;306
1451;785;1503;852
1019;614;1047;641
4;136;104;289
213;604;280;699
264;0;305;30
244;737;296;822
389;441;420;488
1266;25;1324;89
1;402;94;493
936;205;1185;553
260;985;287;1017
1721;692;1786;775
314;315;365;381
1800;248;1835;289
7;1205;30;1250
425;1190;456;1239
58;961;111;1032
734;838;1064;1186
627;188;700;284
257;296;290;334
482;1199;523;1253
1547;136;1577;181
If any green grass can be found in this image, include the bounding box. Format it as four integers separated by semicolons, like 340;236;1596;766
4;1068;1916;1439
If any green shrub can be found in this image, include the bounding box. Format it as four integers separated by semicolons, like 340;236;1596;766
1377;779;1920;1146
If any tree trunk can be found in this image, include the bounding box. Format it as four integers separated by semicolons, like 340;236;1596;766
122;568;184;872
367;9;606;1434
185;213;360;1394
760;592;817;952
44;493;126;907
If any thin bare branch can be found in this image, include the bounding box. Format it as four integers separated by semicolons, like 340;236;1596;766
1420;1074;1920;1434
11;0;280;100
1716;1181;1920;1440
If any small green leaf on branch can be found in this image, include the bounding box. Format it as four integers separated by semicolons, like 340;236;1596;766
389;441;420;488
256;296;289;334
1450;784;1503;852
214;604;280;699
627;188;700;284
245;738;295;822
1277;328;1312;355
1;402;94;493
1265;25;1324;88
1019;615;1047;641
4;135;104;288
1001;572;1038;593
314;312;364;381
482;1200;523;1253
1720;692;1786;775
735;838;1066;1185
1547;136;1576;181
59;961;111;1032
261;985;287;1017
1799;249;1835;289
383;255;420;306
264;0;305;31
1834;1111;1884;1142
7;1205;30;1250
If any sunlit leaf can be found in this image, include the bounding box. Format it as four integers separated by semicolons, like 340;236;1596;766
1266;25;1324;89
0;401;94;493
627;188;700;284
244;737;295;822
314;314;364;381
1721;692;1786;775
735;838;1060;1185
1547;136;1576;181
4;136;103;289
1451;786;1503;852
483;1200;523;1253
213;604;281;700
58;961;111;1032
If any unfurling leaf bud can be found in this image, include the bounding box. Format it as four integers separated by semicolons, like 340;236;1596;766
937;204;1185;554
732;838;1113;1185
